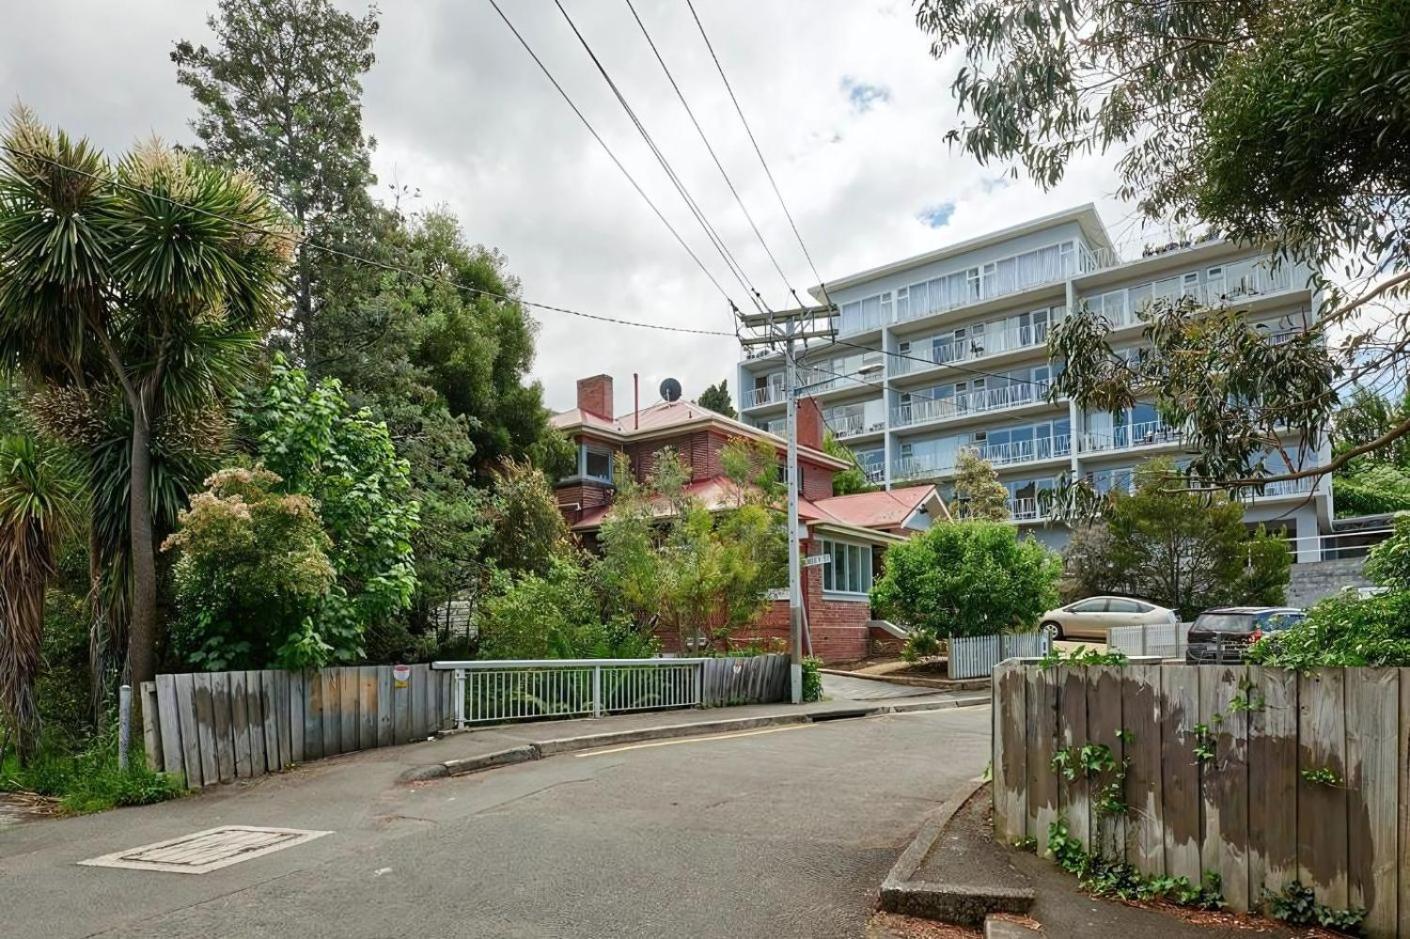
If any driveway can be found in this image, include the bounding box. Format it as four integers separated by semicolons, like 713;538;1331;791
2;706;990;938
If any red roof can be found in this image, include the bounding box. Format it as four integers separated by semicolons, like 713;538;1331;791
809;485;949;530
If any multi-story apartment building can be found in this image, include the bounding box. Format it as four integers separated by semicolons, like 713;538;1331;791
737;205;1334;561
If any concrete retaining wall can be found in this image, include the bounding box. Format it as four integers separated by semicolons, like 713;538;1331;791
1286;557;1374;608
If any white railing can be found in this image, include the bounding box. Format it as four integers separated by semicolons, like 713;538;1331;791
1083;260;1300;329
1008;496;1044;521
893;322;1053;376
1107;623;1191;660
1079;419;1181;454
824;404;885;438
742;384;785;409
891;382;1050;428
435;658;704;727
1282;528;1393;561
891;435;1072;481
862;463;886;484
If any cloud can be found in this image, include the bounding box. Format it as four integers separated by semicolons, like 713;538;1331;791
840;76;891;113
0;0;1130;413
917;201;955;228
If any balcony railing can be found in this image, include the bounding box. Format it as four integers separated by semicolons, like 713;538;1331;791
1008;496;1045;521
891;435;1072;481
1084;260;1300;330
1079;420;1182;454
742;384;785;409
891;382;1051;428
893;322;1053;376
824;406;885;439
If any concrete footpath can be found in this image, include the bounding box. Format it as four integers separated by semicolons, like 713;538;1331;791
403;677;988;780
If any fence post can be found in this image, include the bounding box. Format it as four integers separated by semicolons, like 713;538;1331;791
453;668;466;730
118;679;132;766
693;662;703;708
592;664;603;718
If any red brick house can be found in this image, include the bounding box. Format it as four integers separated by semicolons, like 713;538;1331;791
551;374;949;661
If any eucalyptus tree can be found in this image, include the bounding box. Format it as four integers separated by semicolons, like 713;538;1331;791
0;108;292;691
917;0;1410;493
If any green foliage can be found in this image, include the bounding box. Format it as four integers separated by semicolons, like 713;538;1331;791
801;656;823;703
949;449;1010;521
901;627;941;663
697;380;736;419
473;559;657;661
1365;513;1410;590
1193;723;1216;764
597;447;785;652
1061;460;1291;620
164;467;336;671
238;358;418;665
917;0;1410;486
871;522;1059;638
1264;881;1366;932
1335;463;1410;517
1037;646;1129;670
823;432;875;496
1;731;184;815
484;458;572;578
1249;590;1410;670
1048;819;1223;909
1300;766;1342;787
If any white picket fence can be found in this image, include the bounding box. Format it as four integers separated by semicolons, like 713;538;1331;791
1105;621;1192;659
947;632;1050;680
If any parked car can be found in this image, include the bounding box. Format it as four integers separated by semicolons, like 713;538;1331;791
1184;607;1305;664
1038;596;1177;641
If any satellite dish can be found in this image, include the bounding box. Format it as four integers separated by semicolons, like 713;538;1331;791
660;377;682;402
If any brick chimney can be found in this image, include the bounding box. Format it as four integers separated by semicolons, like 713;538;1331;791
797;396;823;451
576;374;614;420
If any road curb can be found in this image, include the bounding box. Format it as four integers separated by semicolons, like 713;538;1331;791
820;667;990;693
532;714;812;756
879;776;1035;927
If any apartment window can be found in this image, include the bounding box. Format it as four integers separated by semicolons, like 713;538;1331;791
820;539;873;595
895;287;908;320
581;445;613;483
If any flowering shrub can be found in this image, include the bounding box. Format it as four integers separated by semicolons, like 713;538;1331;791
164;468;335;670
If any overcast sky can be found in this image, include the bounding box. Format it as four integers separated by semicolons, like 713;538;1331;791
1;0;1148;414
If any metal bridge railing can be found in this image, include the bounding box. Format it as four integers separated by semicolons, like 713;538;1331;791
432;658;707;728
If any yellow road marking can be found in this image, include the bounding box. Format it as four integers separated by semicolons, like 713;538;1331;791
573;723;814;757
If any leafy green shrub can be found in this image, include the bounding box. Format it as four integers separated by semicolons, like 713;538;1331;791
1048;819;1223;909
871;522;1059;637
1248;590;1410;669
474;559;657;660
165;468;336;671
801;656;823;702
901;627;941;662
237;358;420;665
1365;512;1410;590
1333;463;1410;517
1264;881;1366;932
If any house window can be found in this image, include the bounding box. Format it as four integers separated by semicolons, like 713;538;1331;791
581;445;613;482
820;539;873;595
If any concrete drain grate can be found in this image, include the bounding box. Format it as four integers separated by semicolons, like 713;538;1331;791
79;825;331;874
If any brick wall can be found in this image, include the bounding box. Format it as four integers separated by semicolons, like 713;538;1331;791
737;543;871;663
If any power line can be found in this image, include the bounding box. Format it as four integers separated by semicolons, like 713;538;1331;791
486;0;743;318
686;0;829;309
552;0;770;319
1;142;736;339
623;0;797;303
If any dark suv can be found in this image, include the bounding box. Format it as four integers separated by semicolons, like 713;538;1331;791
1185;607;1305;664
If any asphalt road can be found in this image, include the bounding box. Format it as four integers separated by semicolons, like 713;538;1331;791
2;705;990;939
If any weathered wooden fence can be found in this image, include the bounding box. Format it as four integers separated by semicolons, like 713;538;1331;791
948;632;1049;680
699;653;790;707
992;661;1408;935
141;665;454;789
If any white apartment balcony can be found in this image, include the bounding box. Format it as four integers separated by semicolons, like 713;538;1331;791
823;403;886;440
742;384;785;410
1084;259;1301;330
891;435;1073;482
1008;496;1046;521
890;382;1053;429
1078;420;1182;454
892;322;1052;377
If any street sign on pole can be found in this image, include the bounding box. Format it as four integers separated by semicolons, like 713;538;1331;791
801;554;831;568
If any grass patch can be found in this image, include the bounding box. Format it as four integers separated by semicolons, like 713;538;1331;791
1;733;185;815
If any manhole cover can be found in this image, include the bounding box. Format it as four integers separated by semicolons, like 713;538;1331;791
79;825;331;874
